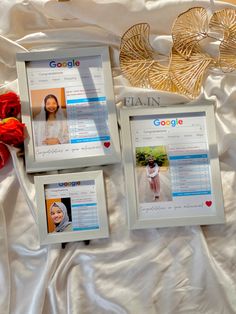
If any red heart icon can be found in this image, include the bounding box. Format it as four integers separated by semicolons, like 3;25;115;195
205;201;212;207
104;142;110;148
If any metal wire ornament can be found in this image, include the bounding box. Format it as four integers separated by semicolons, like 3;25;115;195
209;8;236;72
119;7;236;99
172;7;209;60
119;23;156;88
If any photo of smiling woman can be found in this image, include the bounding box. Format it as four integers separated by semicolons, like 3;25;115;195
49;202;72;233
31;88;69;147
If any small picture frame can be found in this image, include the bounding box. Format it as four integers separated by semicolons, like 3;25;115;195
16;46;120;172
34;170;109;245
120;103;225;229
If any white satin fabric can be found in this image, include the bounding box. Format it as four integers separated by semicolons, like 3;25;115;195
1;1;236;313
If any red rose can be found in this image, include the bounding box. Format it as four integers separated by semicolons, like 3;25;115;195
0;143;10;169
0;118;25;147
0;91;21;119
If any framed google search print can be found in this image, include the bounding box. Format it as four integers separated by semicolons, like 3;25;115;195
16;46;120;173
120;103;225;230
35;170;109;245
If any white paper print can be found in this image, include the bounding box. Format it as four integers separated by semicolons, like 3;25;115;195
45;180;99;232
131;112;215;219
27;56;111;161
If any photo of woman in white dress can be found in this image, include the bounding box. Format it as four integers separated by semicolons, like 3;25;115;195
33;94;69;146
146;156;160;201
135;146;172;203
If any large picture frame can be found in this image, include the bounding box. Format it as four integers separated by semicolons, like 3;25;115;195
16;46;120;172
120;103;225;229
34;170;109;245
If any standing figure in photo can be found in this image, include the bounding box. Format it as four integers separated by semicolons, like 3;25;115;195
146;156;160;200
34;94;68;146
49;202;72;232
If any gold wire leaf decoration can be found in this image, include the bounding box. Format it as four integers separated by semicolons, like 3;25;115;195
209;9;236;72
120;21;213;98
120;23;155;58
219;39;236;72
148;62;180;93
121;23;152;47
147;48;213;99
172;7;209;60
120;35;155;87
209;8;236;39
120;23;156;87
119;6;236;99
170;48;213;98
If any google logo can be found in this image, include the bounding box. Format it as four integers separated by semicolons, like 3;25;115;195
58;181;80;187
153;118;183;127
49;59;80;68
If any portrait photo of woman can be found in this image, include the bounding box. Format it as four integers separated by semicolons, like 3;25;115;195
146;156;160;201
49;202;72;233
135;146;172;203
32;89;69;147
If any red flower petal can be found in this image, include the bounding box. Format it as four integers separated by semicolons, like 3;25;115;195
0;118;25;147
0;143;10;169
0;91;21;119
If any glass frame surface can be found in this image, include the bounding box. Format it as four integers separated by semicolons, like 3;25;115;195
120;103;225;230
16;46;120;172
35;170;109;245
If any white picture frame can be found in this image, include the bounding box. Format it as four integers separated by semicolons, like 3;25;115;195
34;170;109;245
16;46;120;172
120;103;225;230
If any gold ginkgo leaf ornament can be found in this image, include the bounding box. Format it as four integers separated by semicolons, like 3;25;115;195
219;39;236;72
209;8;236;72
209;8;236;39
120;23;153;50
148;61;179;94
172;7;209;60
119;7;236;99
170;48;213;98
120;24;156;88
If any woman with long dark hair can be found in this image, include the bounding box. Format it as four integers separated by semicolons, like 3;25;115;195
34;94;68;146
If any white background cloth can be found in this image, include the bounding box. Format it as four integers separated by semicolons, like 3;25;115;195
1;1;236;313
